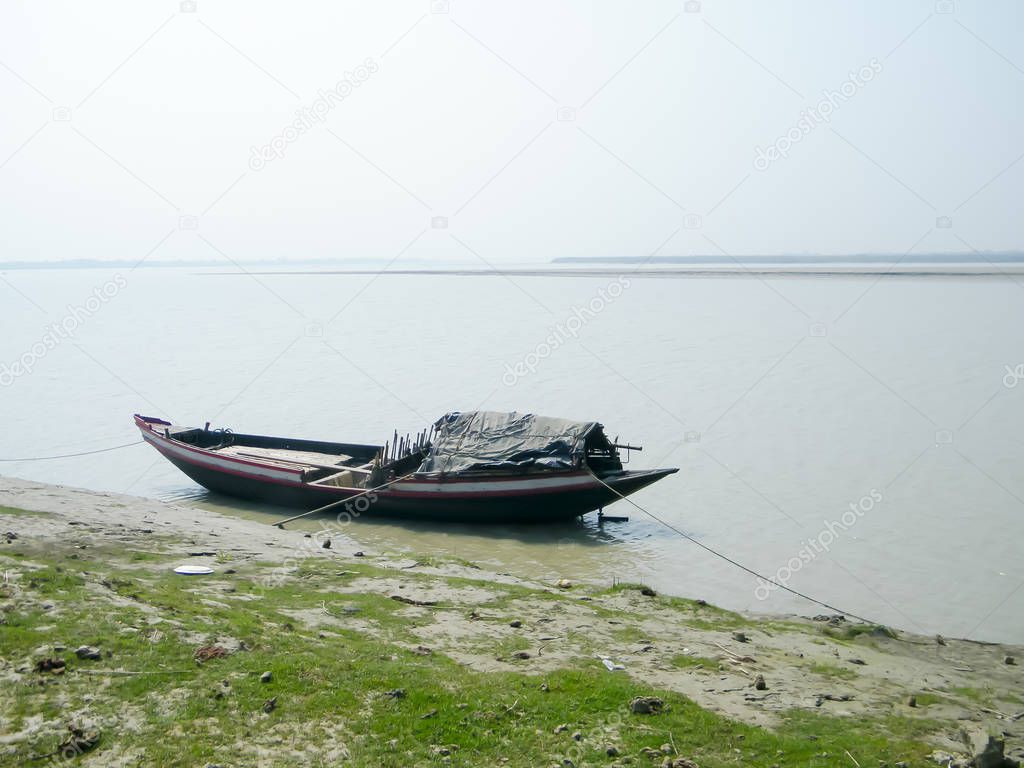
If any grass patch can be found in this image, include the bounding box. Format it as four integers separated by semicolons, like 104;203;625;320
823;623;898;642
0;505;52;518
809;661;858;681
0;547;948;767
670;654;719;671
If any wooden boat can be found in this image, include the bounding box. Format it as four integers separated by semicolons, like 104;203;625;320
134;411;678;524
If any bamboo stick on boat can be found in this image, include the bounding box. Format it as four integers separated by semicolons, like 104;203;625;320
274;471;417;527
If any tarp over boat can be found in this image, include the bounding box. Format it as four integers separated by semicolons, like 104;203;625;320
416;411;599;474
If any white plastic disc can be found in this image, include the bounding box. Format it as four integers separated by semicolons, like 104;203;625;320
173;564;214;575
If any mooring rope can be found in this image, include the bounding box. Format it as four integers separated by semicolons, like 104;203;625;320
589;471;882;626
0;440;143;462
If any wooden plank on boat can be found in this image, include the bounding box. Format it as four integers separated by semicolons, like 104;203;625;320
216;445;354;465
229;450;374;475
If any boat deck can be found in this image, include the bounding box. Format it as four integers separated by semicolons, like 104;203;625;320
214;444;355;468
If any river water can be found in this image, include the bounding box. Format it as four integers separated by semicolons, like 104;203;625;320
2;264;1022;642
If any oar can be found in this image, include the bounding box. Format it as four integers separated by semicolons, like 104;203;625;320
274;471;417;528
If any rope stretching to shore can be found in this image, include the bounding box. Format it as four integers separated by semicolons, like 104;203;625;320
589;471;882;626
0;440;143;462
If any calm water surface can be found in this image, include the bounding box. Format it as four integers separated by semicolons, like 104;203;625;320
2;266;1022;642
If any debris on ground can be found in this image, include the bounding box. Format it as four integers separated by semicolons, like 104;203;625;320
56;726;101;759
630;696;664;714
194;645;229;663
75;645;101;660
34;657;66;674
391;595;437;606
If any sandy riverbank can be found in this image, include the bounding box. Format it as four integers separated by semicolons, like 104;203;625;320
1;476;1022;767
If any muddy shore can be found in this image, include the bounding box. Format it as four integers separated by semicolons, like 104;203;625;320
1;476;1022;767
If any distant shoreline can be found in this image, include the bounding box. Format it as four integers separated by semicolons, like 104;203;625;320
194;265;1024;278
3;251;1023;273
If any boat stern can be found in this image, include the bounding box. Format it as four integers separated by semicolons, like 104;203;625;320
598;467;679;500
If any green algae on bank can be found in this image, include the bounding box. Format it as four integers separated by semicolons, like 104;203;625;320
2;486;1023;767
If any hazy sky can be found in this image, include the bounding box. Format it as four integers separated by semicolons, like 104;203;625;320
1;0;1022;264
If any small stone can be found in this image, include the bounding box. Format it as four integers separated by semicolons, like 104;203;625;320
732;631;749;643
512;651;531;660
224;568;236;574
353;551;364;557
34;657;67;673
629;696;664;714
571;731;582;741
75;645;101;660
754;674;767;691
935;635;946;646
554;724;569;734
961;727;1007;768
907;695;916;707
509;620;522;628
321;539;331;549
640;586;657;596
556;579;572;589
661;743;673;754
420;708;438;719
384;688;406;699
262;696;277;713
1004;655;1016;665
848;658;866;665
260;671;272;683
606;746;620;757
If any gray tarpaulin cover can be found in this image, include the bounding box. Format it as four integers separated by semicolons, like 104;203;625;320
417;411;597;474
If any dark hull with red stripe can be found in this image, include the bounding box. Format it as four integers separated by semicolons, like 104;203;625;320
162;451;674;523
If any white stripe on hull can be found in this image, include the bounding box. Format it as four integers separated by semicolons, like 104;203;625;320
390;474;597;494
142;432;303;484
